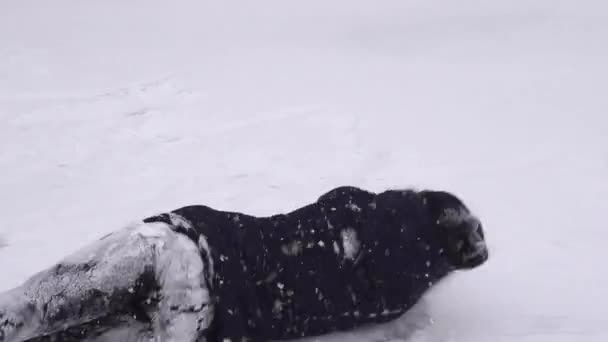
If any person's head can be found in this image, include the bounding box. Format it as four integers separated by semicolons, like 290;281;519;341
420;190;489;269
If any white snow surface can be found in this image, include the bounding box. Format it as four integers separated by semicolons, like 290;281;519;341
1;0;607;341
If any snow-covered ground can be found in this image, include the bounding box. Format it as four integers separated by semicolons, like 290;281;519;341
1;0;607;341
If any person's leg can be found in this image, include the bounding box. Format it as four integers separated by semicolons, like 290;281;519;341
0;222;212;342
152;223;213;342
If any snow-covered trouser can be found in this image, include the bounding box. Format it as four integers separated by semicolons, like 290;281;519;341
0;222;212;342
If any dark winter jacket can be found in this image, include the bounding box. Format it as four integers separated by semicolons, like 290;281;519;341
144;186;454;341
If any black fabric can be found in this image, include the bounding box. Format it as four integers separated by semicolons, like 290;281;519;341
144;186;454;341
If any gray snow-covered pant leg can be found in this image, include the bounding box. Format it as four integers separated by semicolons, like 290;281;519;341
0;222;213;342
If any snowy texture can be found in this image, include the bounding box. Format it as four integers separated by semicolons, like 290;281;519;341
152;224;212;342
167;212;195;231
341;228;360;261
198;235;215;283
0;0;607;341
0;223;211;341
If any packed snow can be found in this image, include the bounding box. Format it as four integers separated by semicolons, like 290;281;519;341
341;228;360;261
1;0;607;341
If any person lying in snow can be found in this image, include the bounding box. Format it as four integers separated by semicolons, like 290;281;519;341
0;186;489;342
